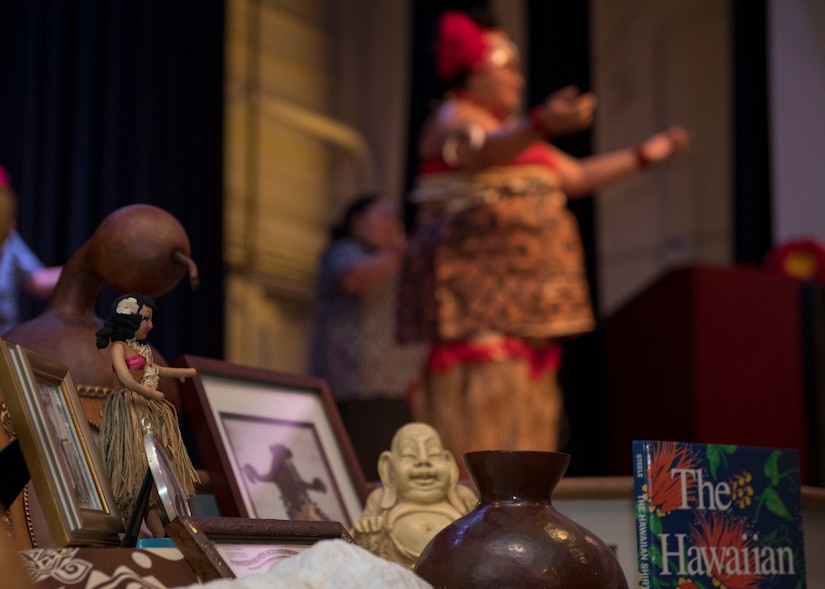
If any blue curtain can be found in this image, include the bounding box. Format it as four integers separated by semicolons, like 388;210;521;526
0;0;225;361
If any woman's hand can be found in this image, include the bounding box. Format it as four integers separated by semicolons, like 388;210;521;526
387;223;407;257
637;125;691;166
534;85;598;138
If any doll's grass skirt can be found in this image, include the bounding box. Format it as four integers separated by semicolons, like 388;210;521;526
99;389;199;522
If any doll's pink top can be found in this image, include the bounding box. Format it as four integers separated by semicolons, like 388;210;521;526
123;355;147;370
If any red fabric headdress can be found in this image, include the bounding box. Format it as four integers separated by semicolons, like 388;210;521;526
436;11;488;81
0;166;9;189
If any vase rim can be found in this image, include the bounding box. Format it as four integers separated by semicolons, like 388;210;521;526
463;450;571;459
461;450;572;501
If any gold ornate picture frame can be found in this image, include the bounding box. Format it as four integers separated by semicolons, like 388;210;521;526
0;340;123;546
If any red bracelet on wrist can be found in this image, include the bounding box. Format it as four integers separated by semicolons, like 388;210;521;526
635;144;652;169
528;106;553;139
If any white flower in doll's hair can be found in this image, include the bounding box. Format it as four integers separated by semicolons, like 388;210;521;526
115;297;139;316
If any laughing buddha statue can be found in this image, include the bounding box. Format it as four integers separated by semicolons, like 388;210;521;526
350;423;478;569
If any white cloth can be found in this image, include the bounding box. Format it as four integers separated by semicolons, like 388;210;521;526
192;540;433;589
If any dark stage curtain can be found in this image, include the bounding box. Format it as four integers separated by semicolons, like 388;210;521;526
404;0;488;230
732;0;773;264
526;0;602;476
0;0;225;361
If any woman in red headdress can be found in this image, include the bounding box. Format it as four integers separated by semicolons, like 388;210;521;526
398;9;690;469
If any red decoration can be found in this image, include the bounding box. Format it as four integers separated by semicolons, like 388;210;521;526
0;165;9;189
765;238;825;285
634;144;652;169
425;337;562;380
436;11;488;81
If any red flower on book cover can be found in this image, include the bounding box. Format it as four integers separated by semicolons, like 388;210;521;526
690;512;763;589
644;441;699;516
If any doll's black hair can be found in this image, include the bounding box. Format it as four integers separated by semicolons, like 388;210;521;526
95;293;157;348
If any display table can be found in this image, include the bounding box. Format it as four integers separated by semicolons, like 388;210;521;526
12;479;825;588
18;547;197;588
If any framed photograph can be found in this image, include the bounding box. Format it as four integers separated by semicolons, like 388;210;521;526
175;355;367;529
167;515;355;579
0;340;123;546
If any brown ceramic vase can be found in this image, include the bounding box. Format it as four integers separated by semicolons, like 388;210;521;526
414;450;629;589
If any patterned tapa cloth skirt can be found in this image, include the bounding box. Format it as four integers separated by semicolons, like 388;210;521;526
400;166;592;469
399;165;595;344
99;389;198;522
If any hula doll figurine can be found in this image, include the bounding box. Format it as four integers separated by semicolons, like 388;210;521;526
95;292;198;535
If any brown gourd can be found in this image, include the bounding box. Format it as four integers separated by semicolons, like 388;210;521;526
4;204;198;410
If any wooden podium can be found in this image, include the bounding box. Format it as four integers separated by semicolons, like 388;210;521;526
604;265;810;479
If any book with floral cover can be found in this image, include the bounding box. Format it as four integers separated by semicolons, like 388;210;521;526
633;440;806;589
